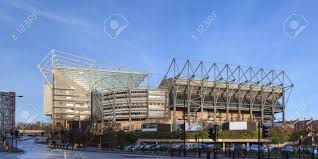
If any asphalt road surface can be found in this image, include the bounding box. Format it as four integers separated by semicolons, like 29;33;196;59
0;139;312;159
0;139;191;159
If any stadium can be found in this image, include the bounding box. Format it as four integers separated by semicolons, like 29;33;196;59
38;50;293;131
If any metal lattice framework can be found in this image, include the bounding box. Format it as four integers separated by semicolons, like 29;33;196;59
38;50;147;91
38;50;148;128
38;50;96;87
160;58;293;130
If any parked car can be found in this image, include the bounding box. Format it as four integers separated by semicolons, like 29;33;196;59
261;146;270;152
226;144;235;151
159;144;170;151
192;144;205;151
173;144;182;150
186;144;196;151
154;144;161;150
302;147;318;155
207;144;215;150
124;144;135;151
250;144;260;152
282;145;294;153
310;148;318;155
133;145;141;151
271;147;281;153
243;146;250;151
149;144;159;151
144;144;153;151
235;144;245;151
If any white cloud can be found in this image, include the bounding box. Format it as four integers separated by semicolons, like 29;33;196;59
6;0;89;28
0;10;16;23
38;10;89;28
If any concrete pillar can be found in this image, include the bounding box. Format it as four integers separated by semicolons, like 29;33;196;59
129;89;131;122
187;80;191;121
173;85;177;130
113;91;116;121
146;89;149;120
261;86;264;123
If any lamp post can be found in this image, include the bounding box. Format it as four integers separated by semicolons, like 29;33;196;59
299;135;303;159
310;125;314;159
258;122;261;159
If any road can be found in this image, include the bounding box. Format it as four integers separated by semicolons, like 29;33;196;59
0;139;192;159
1;139;313;159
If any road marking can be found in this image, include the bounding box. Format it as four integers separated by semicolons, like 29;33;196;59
64;150;67;159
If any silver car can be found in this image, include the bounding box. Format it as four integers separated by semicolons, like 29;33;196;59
282;145;294;153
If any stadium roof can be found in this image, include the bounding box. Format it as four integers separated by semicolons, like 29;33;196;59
38;50;148;91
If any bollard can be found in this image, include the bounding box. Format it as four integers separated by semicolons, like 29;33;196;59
74;143;78;150
48;143;53;148
97;144;102;149
3;141;9;152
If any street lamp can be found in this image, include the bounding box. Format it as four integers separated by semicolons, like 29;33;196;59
258;122;262;159
299;135;303;159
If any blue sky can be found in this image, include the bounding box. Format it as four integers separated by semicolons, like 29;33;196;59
0;0;317;122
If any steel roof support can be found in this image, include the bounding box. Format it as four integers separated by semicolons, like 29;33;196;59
163;59;294;130
226;65;229;121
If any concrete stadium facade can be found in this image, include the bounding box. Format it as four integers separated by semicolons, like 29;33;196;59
39;50;147;129
160;59;293;130
39;50;293;131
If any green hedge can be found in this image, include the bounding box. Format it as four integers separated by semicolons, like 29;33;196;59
218;130;258;139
